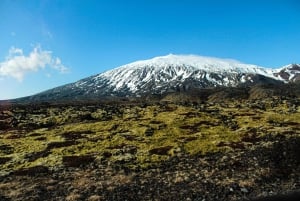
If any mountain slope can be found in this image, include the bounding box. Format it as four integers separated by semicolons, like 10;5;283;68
18;54;300;101
274;64;300;82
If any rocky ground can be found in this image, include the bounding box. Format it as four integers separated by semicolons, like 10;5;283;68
0;97;300;200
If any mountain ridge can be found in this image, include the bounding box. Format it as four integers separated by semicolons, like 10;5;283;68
13;54;300;102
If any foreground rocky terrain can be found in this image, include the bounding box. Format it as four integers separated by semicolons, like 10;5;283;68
0;94;300;200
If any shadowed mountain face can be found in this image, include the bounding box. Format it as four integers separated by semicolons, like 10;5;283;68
10;55;300;102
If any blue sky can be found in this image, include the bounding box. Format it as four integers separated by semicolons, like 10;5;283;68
0;0;300;99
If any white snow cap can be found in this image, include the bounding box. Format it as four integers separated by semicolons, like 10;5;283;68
111;54;275;75
96;54;280;92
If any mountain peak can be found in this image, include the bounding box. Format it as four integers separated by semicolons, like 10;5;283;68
21;54;298;101
275;63;300;82
91;54;279;95
119;54;248;71
100;54;276;85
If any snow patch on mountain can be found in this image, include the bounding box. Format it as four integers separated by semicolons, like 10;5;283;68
274;64;300;82
95;54;278;93
103;54;276;75
29;54;298;101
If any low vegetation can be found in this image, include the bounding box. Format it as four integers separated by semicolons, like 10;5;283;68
0;95;299;200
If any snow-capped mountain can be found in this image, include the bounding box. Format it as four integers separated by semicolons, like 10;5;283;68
274;64;300;82
97;54;276;91
23;54;300;101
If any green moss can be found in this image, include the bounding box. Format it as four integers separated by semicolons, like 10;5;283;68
2;100;299;174
184;126;239;154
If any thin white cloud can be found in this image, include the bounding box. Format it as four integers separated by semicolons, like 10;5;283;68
42;28;53;39
52;57;68;73
8;47;23;56
45;31;53;39
0;45;69;81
